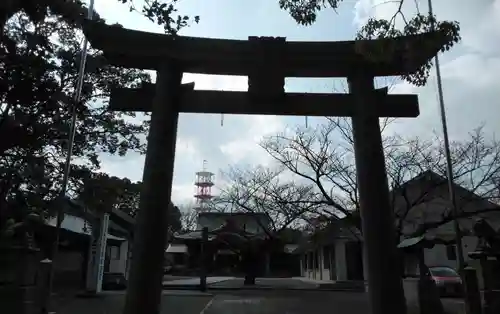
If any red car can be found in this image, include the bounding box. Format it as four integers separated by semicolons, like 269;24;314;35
429;266;463;297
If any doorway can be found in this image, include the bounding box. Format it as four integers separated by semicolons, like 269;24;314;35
345;241;364;281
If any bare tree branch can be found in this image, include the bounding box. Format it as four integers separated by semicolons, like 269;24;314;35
217;166;324;239
253;119;500;238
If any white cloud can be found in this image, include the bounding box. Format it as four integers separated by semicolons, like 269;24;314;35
353;0;407;28
92;0;500;208
441;54;500;90
99;136;200;180
353;0;500;141
175;136;201;163
171;183;196;205
183;74;248;91
219;115;285;166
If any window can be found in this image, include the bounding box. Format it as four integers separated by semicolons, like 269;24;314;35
314;251;319;269
446;244;457;261
302;255;307;270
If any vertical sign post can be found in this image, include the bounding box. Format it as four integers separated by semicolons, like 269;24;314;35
200;227;208;291
96;213;109;293
86;233;97;291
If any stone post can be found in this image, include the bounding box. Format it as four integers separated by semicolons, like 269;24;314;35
463;267;482;314
362;242;369;291
264;251;271;277
0;246;40;314
200;227;208;292
348;75;406;314
319;248;323;280
480;258;500;314
123;63;182;314
38;258;52;314
417;250;444;314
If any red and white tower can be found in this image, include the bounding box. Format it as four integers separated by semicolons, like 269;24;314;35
194;160;214;212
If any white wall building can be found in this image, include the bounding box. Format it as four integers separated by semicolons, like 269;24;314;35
298;171;500;283
298;221;364;282
45;206;135;282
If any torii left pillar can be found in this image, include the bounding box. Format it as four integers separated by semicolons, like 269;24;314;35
123;62;182;314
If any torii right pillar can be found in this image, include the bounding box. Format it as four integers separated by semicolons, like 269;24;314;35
349;73;406;314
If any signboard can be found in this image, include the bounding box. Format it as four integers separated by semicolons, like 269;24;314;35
85;213;109;293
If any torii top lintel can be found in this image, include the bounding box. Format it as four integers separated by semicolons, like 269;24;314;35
82;20;449;78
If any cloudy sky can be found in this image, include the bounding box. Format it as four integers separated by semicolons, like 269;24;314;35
88;0;500;206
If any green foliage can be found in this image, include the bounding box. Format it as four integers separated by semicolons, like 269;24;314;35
169;203;182;233
0;0;198;222
0;0;98;37
73;171;142;215
279;0;341;26
1;0;198;35
279;0;461;86
120;0;200;35
1;10;150;216
356;14;461;86
73;171;182;232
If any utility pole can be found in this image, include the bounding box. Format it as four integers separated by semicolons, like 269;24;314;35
427;1;470;313
44;1;95;312
427;0;466;274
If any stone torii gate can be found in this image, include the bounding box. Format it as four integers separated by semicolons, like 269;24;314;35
82;20;448;314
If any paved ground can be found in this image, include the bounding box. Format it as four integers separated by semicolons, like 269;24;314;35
163;275;195;282
163;276;236;287
54;293;213;314
54;290;371;314
162;276;357;290
209;277;319;289
54;290;466;314
203;291;371;314
53;277;466;314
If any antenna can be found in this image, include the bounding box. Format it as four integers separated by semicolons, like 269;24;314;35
194;160;215;212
